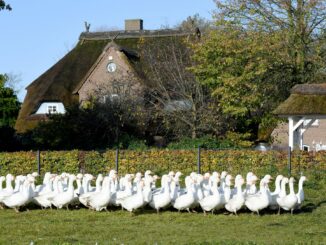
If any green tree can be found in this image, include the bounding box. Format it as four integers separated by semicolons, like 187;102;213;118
0;0;11;11
0;74;20;127
191;26;289;140
191;1;326;141
214;0;326;85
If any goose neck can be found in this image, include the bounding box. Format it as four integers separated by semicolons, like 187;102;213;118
298;179;305;191
289;181;295;195
5;179;13;191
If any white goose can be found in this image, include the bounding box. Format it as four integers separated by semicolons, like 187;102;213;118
3;175;35;212
245;173;258;196
112;174;133;206
245;175;272;215
0;174;15;204
33;175;59;209
34;172;54;195
79;174;99;207
50;174;76;209
277;177;298;215
173;177;196;213
87;176;113;211
199;175;221;214
225;176;245;215
149;175;171;213
120;180;145;213
268;175;283;210
216;174;233;211
295;176;307;210
202;173;212;197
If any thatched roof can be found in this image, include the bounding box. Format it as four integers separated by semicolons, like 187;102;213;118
273;83;326;116
15;29;191;132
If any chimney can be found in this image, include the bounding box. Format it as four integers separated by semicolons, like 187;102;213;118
125;19;143;31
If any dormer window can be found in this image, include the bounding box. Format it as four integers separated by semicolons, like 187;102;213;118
35;102;65;115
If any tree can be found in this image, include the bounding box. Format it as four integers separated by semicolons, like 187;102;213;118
214;0;326;85
0;0;11;11
176;14;213;34
191;1;326;141
191;25;289;140
0;74;20;127
139;36;223;139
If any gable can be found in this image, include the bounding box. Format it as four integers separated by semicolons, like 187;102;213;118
77;43;144;103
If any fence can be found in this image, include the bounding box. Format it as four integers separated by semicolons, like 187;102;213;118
0;148;325;180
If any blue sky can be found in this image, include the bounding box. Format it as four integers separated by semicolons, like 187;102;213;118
0;0;216;101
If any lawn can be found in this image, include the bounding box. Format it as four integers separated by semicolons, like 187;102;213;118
0;181;325;245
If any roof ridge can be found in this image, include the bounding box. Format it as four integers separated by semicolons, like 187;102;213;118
79;29;192;40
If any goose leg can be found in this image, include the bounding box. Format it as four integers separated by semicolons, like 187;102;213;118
157;208;160;214
257;210;260;216
203;210;207;216
187;208;190;213
278;206;281;215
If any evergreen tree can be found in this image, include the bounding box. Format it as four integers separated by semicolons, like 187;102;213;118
0;74;20;127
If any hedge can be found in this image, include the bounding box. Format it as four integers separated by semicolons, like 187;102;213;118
0;150;325;181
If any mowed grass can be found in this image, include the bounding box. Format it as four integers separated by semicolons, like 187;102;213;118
0;182;325;244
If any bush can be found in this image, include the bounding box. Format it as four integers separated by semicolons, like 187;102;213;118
0;150;325;180
167;136;222;149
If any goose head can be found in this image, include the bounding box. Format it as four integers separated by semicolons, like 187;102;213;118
6;174;15;182
221;171;228;180
225;175;233;187
212;171;219;177
275;175;283;182
168;171;175;178
204;172;211;180
246;172;254;182
289;177;295;184
32;172;39;178
299;176;307;182
97;174;104;182
108;170;117;178
263;175;273;184
76;173;83;180
144;170;152;177
175;171;182;178
235;176;245;186
196;174;204;185
235;174;243;183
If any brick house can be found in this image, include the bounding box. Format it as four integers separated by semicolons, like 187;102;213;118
15;19;192;133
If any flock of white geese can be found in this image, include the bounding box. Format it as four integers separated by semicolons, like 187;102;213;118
0;170;307;215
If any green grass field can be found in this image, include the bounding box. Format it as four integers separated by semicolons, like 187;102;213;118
0;180;325;245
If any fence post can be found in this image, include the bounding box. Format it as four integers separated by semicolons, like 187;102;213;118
288;146;292;176
115;148;119;173
197;146;201;174
37;150;41;175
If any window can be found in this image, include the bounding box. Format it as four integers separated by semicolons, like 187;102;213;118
48;105;57;114
303;145;310;151
164;100;192;112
